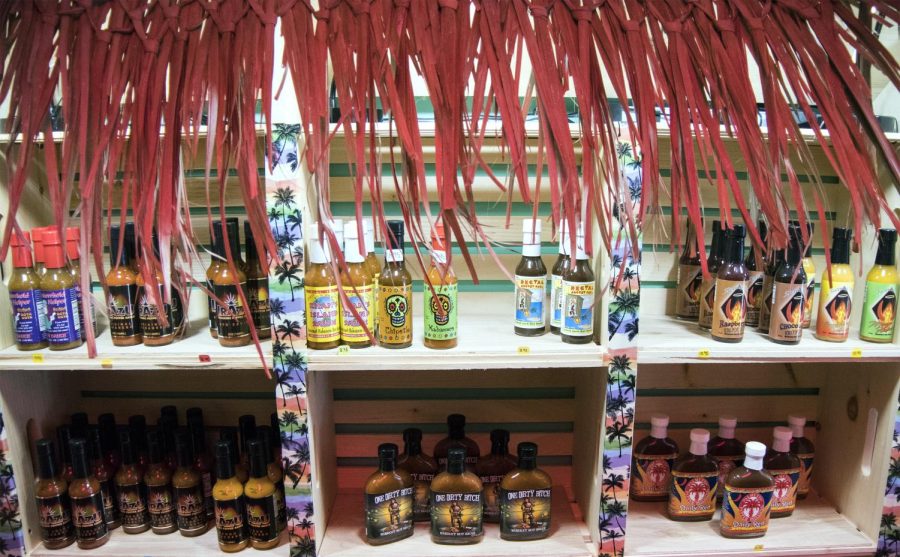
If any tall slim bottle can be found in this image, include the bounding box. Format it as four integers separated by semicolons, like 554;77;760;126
768;223;806;345
238;415;257;475
698;220;723;330
720;441;774;539
430;447;483;545
515;219;547;336
550;222;570;333
213;440;249;552
816;227;854;342
340;220;375;348
424;221;459;349
365;443;414;545
561;225;595;344
115;431;150;533
129;415;149;469
305;223;341;349
675;218;703;320
378;220;413;348
712;225;749;342
758;248;784;333
213;221;251;347
745;221;767;328
144;430;177;534
860;229;897;343
41;228;82;350
244;440;280;549
106;225;142;346
136;233;184;346
68;439;110;549
397;428;438;522
220;428;249;483
257;426;287;533
87;428;120;530
244;220;272;340
668;429;718;521
207;221;226;338
499;442;552;540
187;408;214;522
364;219;381;331
9;231;48;350
66;226;95;337
173;429;208;536
34;439;75;548
57;425;75;483
630;414;679;502
475;429;517;523
764;427;801;518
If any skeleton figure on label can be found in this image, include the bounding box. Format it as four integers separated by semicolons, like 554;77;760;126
521;497;535;528
388;498;400;526
450;501;463;530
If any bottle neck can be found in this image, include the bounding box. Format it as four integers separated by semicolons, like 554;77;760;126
689;441;707;456
518;456;536;471
379;457;396;472
650;425;667;439
773;438;790;453
447;459;465;474
522;243;541;258
681;222;696;258
790;423;804;438
491;441;509;456
786;241;802;266
832;236;851;265
37;454;57;480
718;426;735;440
875;237;897;266
448;428;464;440
744;454;763;471
404;441;421;456
385;246;404;264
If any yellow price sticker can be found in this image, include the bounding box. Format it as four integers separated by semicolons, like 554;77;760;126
101;359;114;368
31;353;44;363
698;349;711;359
753;545;764;552
517;346;531;355
851;348;863;359
337;345;350;356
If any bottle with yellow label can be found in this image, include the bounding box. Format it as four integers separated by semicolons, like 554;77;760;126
768;223;806;345
515;219;547;336
816;227;854;342
720;441;774;539
675;218;702;320
712;225;749;343
305;223;341;350
340;220;375;347
378;220;412;348
424;222;458;349
668;429;718;522
860;228;897;343
561;225;594;344
745;221;767;328
698;220;723;330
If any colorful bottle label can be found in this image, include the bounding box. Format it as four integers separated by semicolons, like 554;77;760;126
305;285;340;343
802;275;816;328
11;289;44;345
479;474;506;522
632;453;677;498
562;280;594;337
71;492;108;542
431;490;482;539
795;452;814;496
408;472;433;521
817;283;853;341
44;287;81;345
248;277;272;333
147;484;176;530
107;284;140;339
767;467;800;513
378;284;413;345
138;286;184;339
340;284;374;343
714;455;743;496
117;482;149;527
424;282;458;341
697;276;716;328
721;485;773;536
215;283;251;339
37;293;50;340
712;278;747;340
365;487;414;542
745;270;765;327
36;493;74;543
246;494;279;542
515;275;547;329
769;283;804;342
499;487;551;537
550;273;564;328
668;470;718;517
98;478;118;524
72;282;86;338
174;485;207;532
860;282;897;342
675;264;702;318
215;496;248;546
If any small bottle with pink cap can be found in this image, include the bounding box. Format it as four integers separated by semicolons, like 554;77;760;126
630;414;679;502
708;415;745;500
788;415;815;499
668;428;718;521
764;426;802;517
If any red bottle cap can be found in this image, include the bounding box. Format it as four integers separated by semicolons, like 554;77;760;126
65;226;81;261
10;231;33;269
41;228;67;269
432;222;446;251
32;227;46;264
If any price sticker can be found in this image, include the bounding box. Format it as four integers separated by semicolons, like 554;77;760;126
516;346;531;355
851;348;863;359
100;359;113;369
753;545;764;552
698;349;711;359
337;345;350;356
31;353;44;363
198;354;211;363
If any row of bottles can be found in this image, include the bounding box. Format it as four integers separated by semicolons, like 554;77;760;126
35;408;285;552
365;415;553;545
677;220;897;344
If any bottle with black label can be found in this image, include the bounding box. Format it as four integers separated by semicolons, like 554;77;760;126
764;427;801;518
720;441;774;539
550;221;570;334
561;224;595;343
87;428;120;530
365;443;414;545
515;218;547;336
675;218;703;320
433;414;480;470
173;429;208;536
106;224;142;346
397;427;438;522
475;429;517;523
207;221;226;338
136;233;185;346
768;223;806;344
213;440;249;552
220;428;249;483
788;415;815;500
187;408;214;523
630;414;679;502
745;221;767;328
144;430;177;534
244;440;280;549
34;439;75;548
698;220;723;330
257;426;287;533
431;447;483;545
115;431;150;533
712;225;749;343
499;442;552;541
68;438;110;549
213;221;251;346
668;429;718;521
245;220;272;340
708;416;745;500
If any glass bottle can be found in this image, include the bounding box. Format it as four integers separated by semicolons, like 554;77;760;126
630;414;679;502
860;228;897;343
550;221;570;334
433;414;480;470
161;405;179;426
144;429;177;534
213;440;250;552
378;220;413;348
87;428;120;530
66;226;95;337
115;431;150;533
106;224;142;346
57;425;75;483
257;426;287;533
499;442;552;541
68;438;110;549
430;447;483;545
708;416;745;500
98;413;121;471
668;429;718;522
801;222;816;329
34;439;75;548
397;427;438;522
40;227;82;350
745;221;768;329
364;219;381;332
675;218;703;320
698;220;724;330
9;230;48;350
365;443;414;545
816;227;854;342
305;223;341;349
514;219;548;336
758;248;785;333
129;415;149;469
33;226;48;278
561;224;595;344
340;219;375;348
768;223;806;344
424;221;459;348
213;221;251;346
244;220;272;340
720;441;774;539
187;408;214;523
476;429;517;523
764;427;801;518
238;415;257;475
207;221;226;338
244;440;280;549
136;233;184;346
158;415;178;472
173;429;209;536
220;428;249;484
712;225;749;342
70;412;89;440
788;415;815;500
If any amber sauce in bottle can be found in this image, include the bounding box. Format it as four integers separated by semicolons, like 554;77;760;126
41;228;83;350
630;414;679;502
365;443;414;545
213;440;249;552
768;223;806;344
378;220;413;348
364;219;381;333
144;430;177;534
475;429;517;523
87;428;120;530
720;441;774;539
764;427;801;518
675;218;703;320
257;426;287;534
424;221;459;349
712;225;749;342
744;221;767;329
173;429;209;536
245;220;272;340
499;442;552;541
515;218;548;336
433;414;480;471
397;428;438;522
549;222;570;334
68;438;110;549
244;440;280;549
340;220;375;348
305;223;341;349
788;415;815;500
697;220;723;330
9;231;48;350
106;225;142;346
708;416;745;500
430;447;483;545
187;408;214;523
116;431;150;533
34;439;75;548
561;224;595;344
213;221;251;347
668;429;718;521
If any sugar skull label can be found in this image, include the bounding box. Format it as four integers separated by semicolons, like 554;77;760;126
378;284;412;345
424;282;457;341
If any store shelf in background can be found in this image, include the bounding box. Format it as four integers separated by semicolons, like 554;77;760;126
639;315;899;364
318;487;593;557
626;493;873;557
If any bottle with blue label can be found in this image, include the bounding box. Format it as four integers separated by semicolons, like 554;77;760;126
9;230;48;350
721;441;774;539
40;228;82;350
668;429;718;521
561;224;595;344
515;219;547;336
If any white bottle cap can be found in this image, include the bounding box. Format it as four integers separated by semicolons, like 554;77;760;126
718;415;737;439
689;428;710;456
558;220;570;256
772;426;792;453
743;441;767;471
574;223;588;260
788;415;806;438
649;414;669;439
343;220;365;264
364;219;375;255
309;222;328;264
331;219;344;249
522;219;541;257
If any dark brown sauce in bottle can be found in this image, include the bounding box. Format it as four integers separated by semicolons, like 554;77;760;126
668;429;718;521
788;415;815;500
697;220;723;330
764;427;801;518
708;416;745;500
499;442;552;541
34;439;75;548
758;248;784;333
745;221;768;328
560;225;595;344
144;430;178;534
720;441;774;539
397;428;438;522
515;219;547;336
475;429;517;523
245;220;272;340
630;414;679;502
116;431;150;533
433;414;480;471
675;218;703;320
68;438;110;549
768;223;806;344
712;225;749;343
365;443;414;545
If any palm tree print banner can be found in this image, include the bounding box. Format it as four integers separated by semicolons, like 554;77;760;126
878;392;900;557
0;408;24;556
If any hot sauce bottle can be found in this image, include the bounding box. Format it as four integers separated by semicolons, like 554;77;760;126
769;223;806;345
87;428;120;530
424;221;459;349
238;414;257;475
816;227;854;342
115;431;150;533
515;218;547;336
305;223;341;349
220;428;249;483
340;220;375;348
712;225;749;342
137;234;185;346
764;427;801;518
758;248;785;333
98;413;121;471
550;221;570;334
788;415;815;500
34;439;75;549
66;226;95;337
206;221;226;338
365;443;414;546
245;220;272;340
397;427;438;522
173;429;209;537
68;438;110;549
698;220;724;330
720;441;774;539
378;220;413;348
630;414;679;502
129;415;149;469
257;426;287;533
860;229;898;343
745;221;767;328
708;416;745;500
476;429;518;523
675;218;703;320
41;227;83;350
187;408;214;523
57;426;75;483
214;221;251;346
430;447;483;545
668;429;718;522
499;442;552;541
213;440;249;552
9;231;48;350
433;414;480;470
106;224;142;346
33;227;48;278
801;222;816;329
364;219;381;331
244;440;280;549
158;415;178;472
561;225;595;344
144;430;177;534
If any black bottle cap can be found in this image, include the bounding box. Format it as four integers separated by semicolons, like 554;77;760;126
248;440;267;479
225;218;242;260
517;442;538;470
36;439;58;480
109;225;129;267
876;229;898;266
758;220;768;244
490;429;510;455
216;440;235;480
379;443;398;472
269;413;281;451
158;415;176;456
402;428;423;455
725;225;745;264
239;415;257;454
70;412;89;439
57;425;73;465
830;228;852;265
211;221;225;258
160;405;178;425
174;428;194;468
128;416;147;452
257;426;274;464
386;220;405;251
119;430;136;466
146;429;164;465
98;413;117;452
219;428;240;466
786;223;803;265
188;415;206;457
244;220;260;263
70;438;90;479
447;414;466;439
709;220;723;260
86;428;103;462
447;447;466;474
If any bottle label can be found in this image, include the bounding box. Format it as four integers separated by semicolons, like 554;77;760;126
758;275;775;330
499;487;551;536
632;453;677;498
431;490;482;539
215;283;251;339
340;284;374;342
769;283;804;342
766;467;800;513
712;278;747;340
117;482;149;527
276;480;287;531
479;475;506;522
861;282;897;341
11;289;44;345
138;286;184;339
36;493;74;543
365;487;414;541
71;492;108;542
246;494;279;542
202;472;214;519
515;275;547;329
248;277;272;333
721;485;773;536
99;479;118;524
378;284;412;345
147;484;176;530
550;273;564;328
44;287;81;345
802;276;816;328
795;452;814;496
207;280;217;331
562;280;594;337
745;270;765;326
817;284;853;341
108;284;140;339
72;282;85;337
676;264;702;318
698;276;716;328
424;282;458;341
385;249;404;263
408;472;434;520
175;485;208;532
215;496;248;546
36;293;50;339
305;285;340;343
668;470;718;517
714;455;743;495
